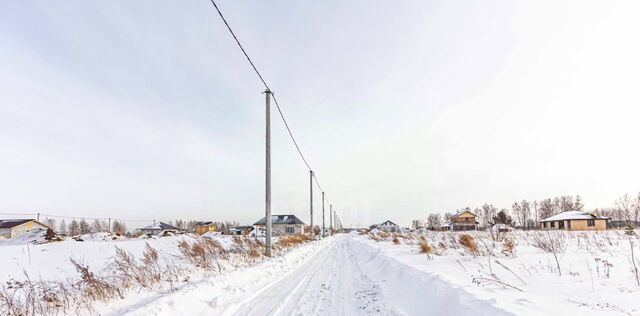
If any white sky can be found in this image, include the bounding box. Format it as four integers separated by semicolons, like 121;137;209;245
1;1;639;227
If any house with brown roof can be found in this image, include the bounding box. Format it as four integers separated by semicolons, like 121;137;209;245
0;219;50;239
442;210;478;231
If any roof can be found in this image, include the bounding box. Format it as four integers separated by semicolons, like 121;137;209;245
380;220;398;226
230;226;253;230
196;221;214;225
139;222;180;231
254;215;306;226
541;211;608;222
452;210;477;218
0;219;34;229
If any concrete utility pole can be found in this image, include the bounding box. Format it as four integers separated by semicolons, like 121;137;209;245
329;204;333;235
265;89;272;257
310;170;314;237
322;192;325;237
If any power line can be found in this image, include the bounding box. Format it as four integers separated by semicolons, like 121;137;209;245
207;0;332;205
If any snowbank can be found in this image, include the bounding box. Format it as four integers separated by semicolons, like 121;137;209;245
351;238;514;315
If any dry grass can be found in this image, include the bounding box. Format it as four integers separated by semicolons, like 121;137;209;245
277;234;310;249
459;234;480;257
0;233;314;315
502;238;516;257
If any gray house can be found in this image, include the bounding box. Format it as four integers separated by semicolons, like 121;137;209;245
138;222;181;236
253;215;306;236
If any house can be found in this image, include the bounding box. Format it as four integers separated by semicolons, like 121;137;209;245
378;220;400;233
540;211;608;231
138;222;181;236
490;223;512;233
194;221;218;235
442;210;478;231
0;219;50;239
253;215;306;236
229;226;253;235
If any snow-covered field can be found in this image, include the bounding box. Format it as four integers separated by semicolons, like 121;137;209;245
363;229;640;316
1;229;639;315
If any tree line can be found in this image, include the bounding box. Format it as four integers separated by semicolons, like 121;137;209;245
42;218;242;236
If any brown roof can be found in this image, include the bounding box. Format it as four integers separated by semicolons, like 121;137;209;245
0;219;34;229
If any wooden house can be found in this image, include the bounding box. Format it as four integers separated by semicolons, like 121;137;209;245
194;221;218;235
540;211;608;231
443;210;478;231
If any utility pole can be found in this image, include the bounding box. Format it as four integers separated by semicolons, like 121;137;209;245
265;89;272;257
329;204;333;235
108;218;111;233
310;170;314;238
37;212;40;222
322;192;325;237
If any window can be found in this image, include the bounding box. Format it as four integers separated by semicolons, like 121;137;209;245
587;219;595;227
550;221;555;228
558;221;564;229
286;227;295;234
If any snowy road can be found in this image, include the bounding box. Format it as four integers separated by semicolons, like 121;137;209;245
111;235;513;316
225;235;392;315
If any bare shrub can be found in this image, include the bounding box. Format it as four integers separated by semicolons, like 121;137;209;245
178;237;226;269
503;238;516;257
532;231;566;276
392;235;400;245
419;240;433;259
459;234;479;257
70;258;122;301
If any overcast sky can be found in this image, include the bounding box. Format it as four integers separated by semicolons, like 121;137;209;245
1;1;640;227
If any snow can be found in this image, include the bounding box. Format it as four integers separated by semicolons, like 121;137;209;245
2;230;639;315
363;229;640;315
0;228;48;246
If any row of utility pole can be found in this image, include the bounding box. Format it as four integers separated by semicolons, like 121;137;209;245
264;90;337;257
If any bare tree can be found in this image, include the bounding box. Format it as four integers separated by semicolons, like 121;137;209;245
574;195;585;211
512;202;523;228
112;220;127;235
443;212;453;225
480;204;497;228
79;219;91;234
616;194;633;224
91;219;106;233
58;219;68;234
68;220;80;236
44;218;56;230
426;213;441;230
538;198;555;220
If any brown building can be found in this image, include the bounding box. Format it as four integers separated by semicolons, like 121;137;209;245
194;222;218;235
443;210;478;231
540;211;608;231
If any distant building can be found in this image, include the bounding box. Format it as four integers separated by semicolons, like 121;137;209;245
442;211;478;231
540;211;608;231
229;226;253;235
378;220;400;233
138;222;180;236
253;215;306;236
194;222;218;235
0;219;50;239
